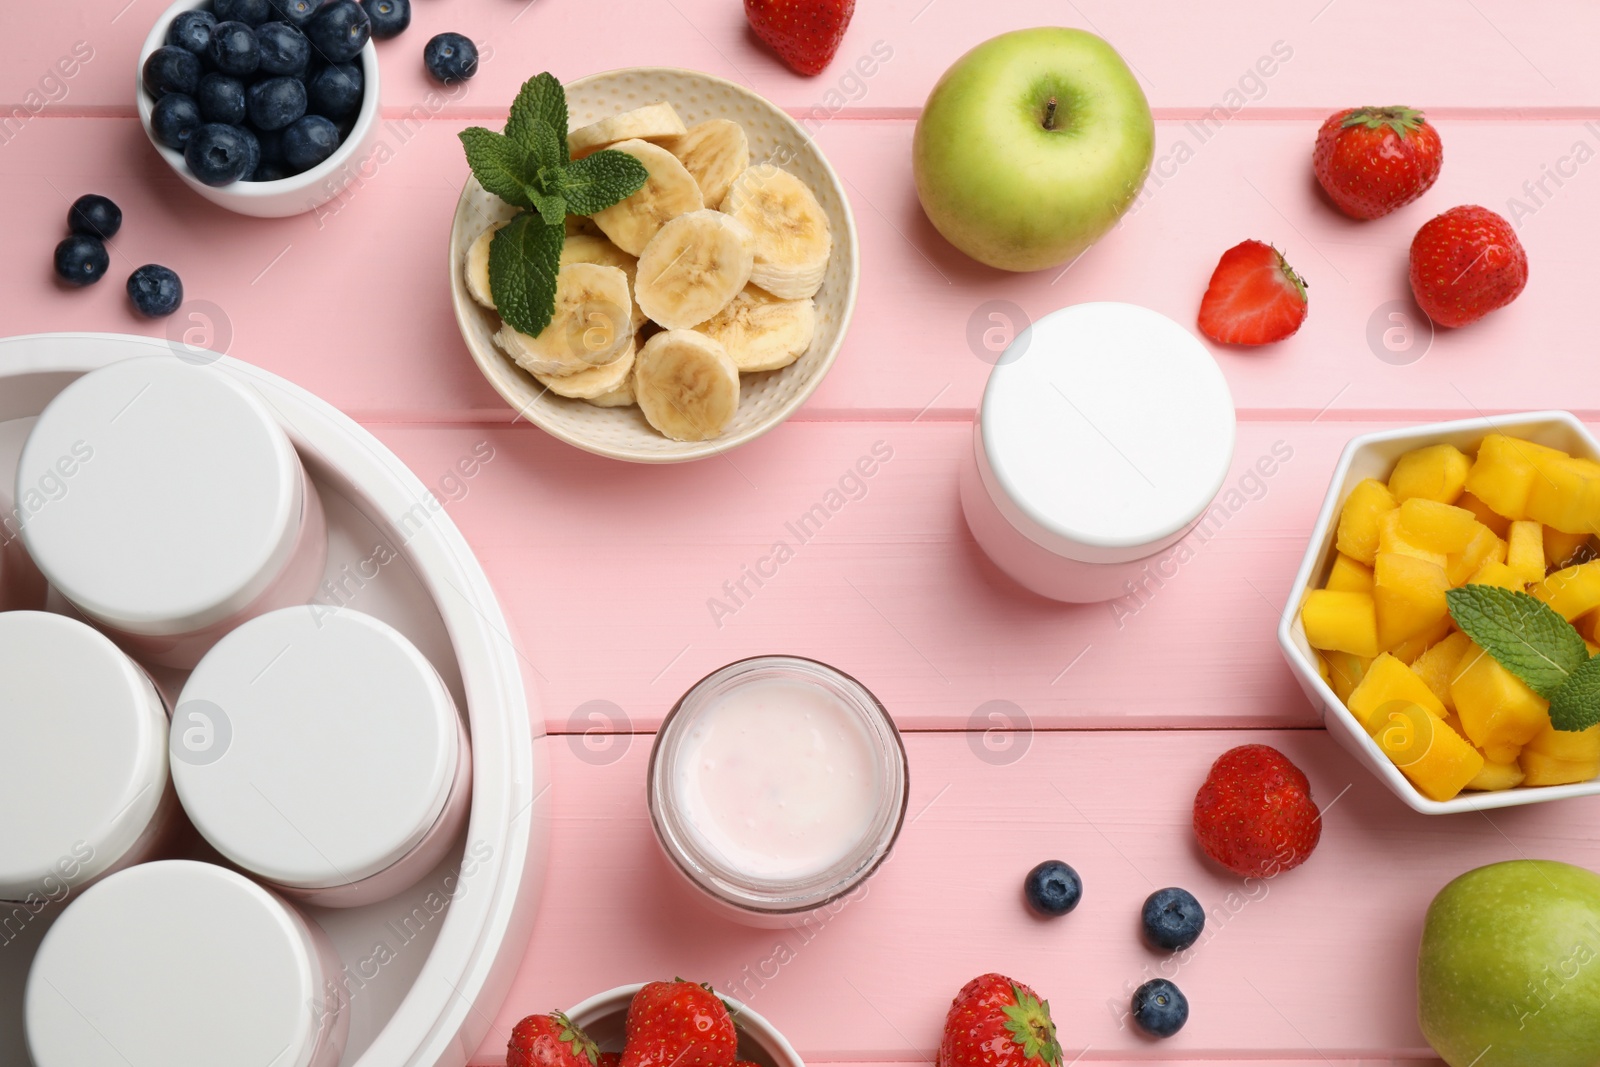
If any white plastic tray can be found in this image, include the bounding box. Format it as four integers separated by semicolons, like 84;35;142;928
0;333;546;1067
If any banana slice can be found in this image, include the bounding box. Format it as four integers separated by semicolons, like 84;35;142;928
561;235;648;331
661;119;750;210
634;330;740;442
532;340;636;399
590;139;704;257
464;221;508;310
565;214;604;238
696;286;815;372
720;164;832;300
586;376;636;408
634;210;754;330
568;101;687;158
492;262;633;376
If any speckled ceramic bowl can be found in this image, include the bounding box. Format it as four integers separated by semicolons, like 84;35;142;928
449;68;860;464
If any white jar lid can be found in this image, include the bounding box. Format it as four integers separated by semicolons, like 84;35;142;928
25;861;327;1066
0;611;168;900
18;357;303;635
979;302;1236;565
173;606;461;889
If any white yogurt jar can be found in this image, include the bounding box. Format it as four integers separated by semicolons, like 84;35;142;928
649;656;908;927
17;356;328;668
960;302;1237;603
0;417;47;611
0;611;178;906
173;606;471;908
25;860;348;1067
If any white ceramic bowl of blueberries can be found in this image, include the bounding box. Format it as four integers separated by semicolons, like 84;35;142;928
137;0;384;217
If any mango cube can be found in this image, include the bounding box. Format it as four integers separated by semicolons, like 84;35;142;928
1457;491;1513;537
1389;620;1453;665
1520;749;1600;787
1467;560;1525;591
1529;560;1600;620
1444;523;1506;587
1389;443;1470;504
1464;435;1566;520
1411;631;1475;711
1336;478;1398;565
1301;589;1379;658
1374;552;1451;651
1323;649;1373;705
1365;698;1484;802
1347;652;1448;732
1505;520;1546;584
1544;527;1594;569
1526;454;1600;535
1465;758;1526;791
1326;553;1375;594
1525;721;1600;763
1378;509;1448;569
1399;498;1480;554
1451;645;1551;761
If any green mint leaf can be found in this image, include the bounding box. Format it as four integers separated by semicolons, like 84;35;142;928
1446;585;1591;699
527;122;563;174
1548;655;1600;732
533;194;567;226
559;148;649;215
489;212;565;338
459;127;535;208
505;73;568;164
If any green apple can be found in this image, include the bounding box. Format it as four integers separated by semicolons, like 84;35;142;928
1419;859;1600;1067
911;28;1154;273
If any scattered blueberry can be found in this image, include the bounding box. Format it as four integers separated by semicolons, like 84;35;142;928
1130;979;1188;1039
1023;860;1083;917
281;114;340;171
256;21;311;77
268;0;320;27
207;22;261;77
127;265;184;318
214;0;273;26
53;235;110;287
184;123;257;185
142;46;202;98
365;0;410;39
196;73;247;124
166;10;217;54
1141;887;1205;953
68;195;122;241
247;76;306;131
306;63;362;119
151;92;203;150
423;32;477;84
308;1;371;63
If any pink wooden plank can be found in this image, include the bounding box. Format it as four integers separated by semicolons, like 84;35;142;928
6;0;1600;116
3;118;1598;422
473;731;1593;1064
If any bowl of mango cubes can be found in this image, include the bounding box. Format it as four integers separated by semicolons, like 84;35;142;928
1279;412;1600;813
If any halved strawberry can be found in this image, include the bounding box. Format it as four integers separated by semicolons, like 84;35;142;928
1197;240;1308;346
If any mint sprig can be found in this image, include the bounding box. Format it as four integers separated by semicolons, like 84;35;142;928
458;73;647;337
1446;584;1600;732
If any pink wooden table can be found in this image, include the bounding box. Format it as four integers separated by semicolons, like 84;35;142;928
8;1;1600;1063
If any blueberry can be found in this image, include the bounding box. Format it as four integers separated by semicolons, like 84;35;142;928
68;194;122;240
214;0;273;26
127;265;184;318
1023;860;1082;917
248;161;289;182
365;0;409;39
236;125;262;178
53;235;109;287
255;126;285;166
142;46;202;98
207;22;261;77
196;73;247;124
150;92;203;149
247;77;306;130
1130;979;1188;1039
423;32;477;84
306;62;361;119
281;114;340;171
184;122;255;185
308;1;371;63
166;10;217;54
256;21;311;76
1141;887;1205;953
267;0;320;28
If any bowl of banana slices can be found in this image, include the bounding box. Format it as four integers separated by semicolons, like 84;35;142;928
449;67;860;463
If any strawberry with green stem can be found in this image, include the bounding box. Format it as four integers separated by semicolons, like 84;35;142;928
1313;106;1443;220
939;974;1061;1067
621;980;737;1067
508;1011;601;1067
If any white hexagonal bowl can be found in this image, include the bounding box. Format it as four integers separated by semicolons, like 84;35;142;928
1277;410;1600;814
449;67;860;464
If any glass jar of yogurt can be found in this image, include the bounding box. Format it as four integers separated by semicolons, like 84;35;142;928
17;356;328;668
649;656;908;927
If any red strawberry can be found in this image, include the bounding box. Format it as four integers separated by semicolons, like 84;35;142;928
599;1055;622;1067
1313;106;1443;220
1197;240;1308;346
1409;204;1528;328
939;974;1061;1067
508;1012;600;1067
621;980;736;1067
1193;744;1322;878
744;0;855;76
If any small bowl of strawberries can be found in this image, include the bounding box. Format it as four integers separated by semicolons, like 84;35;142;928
508;979;802;1067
